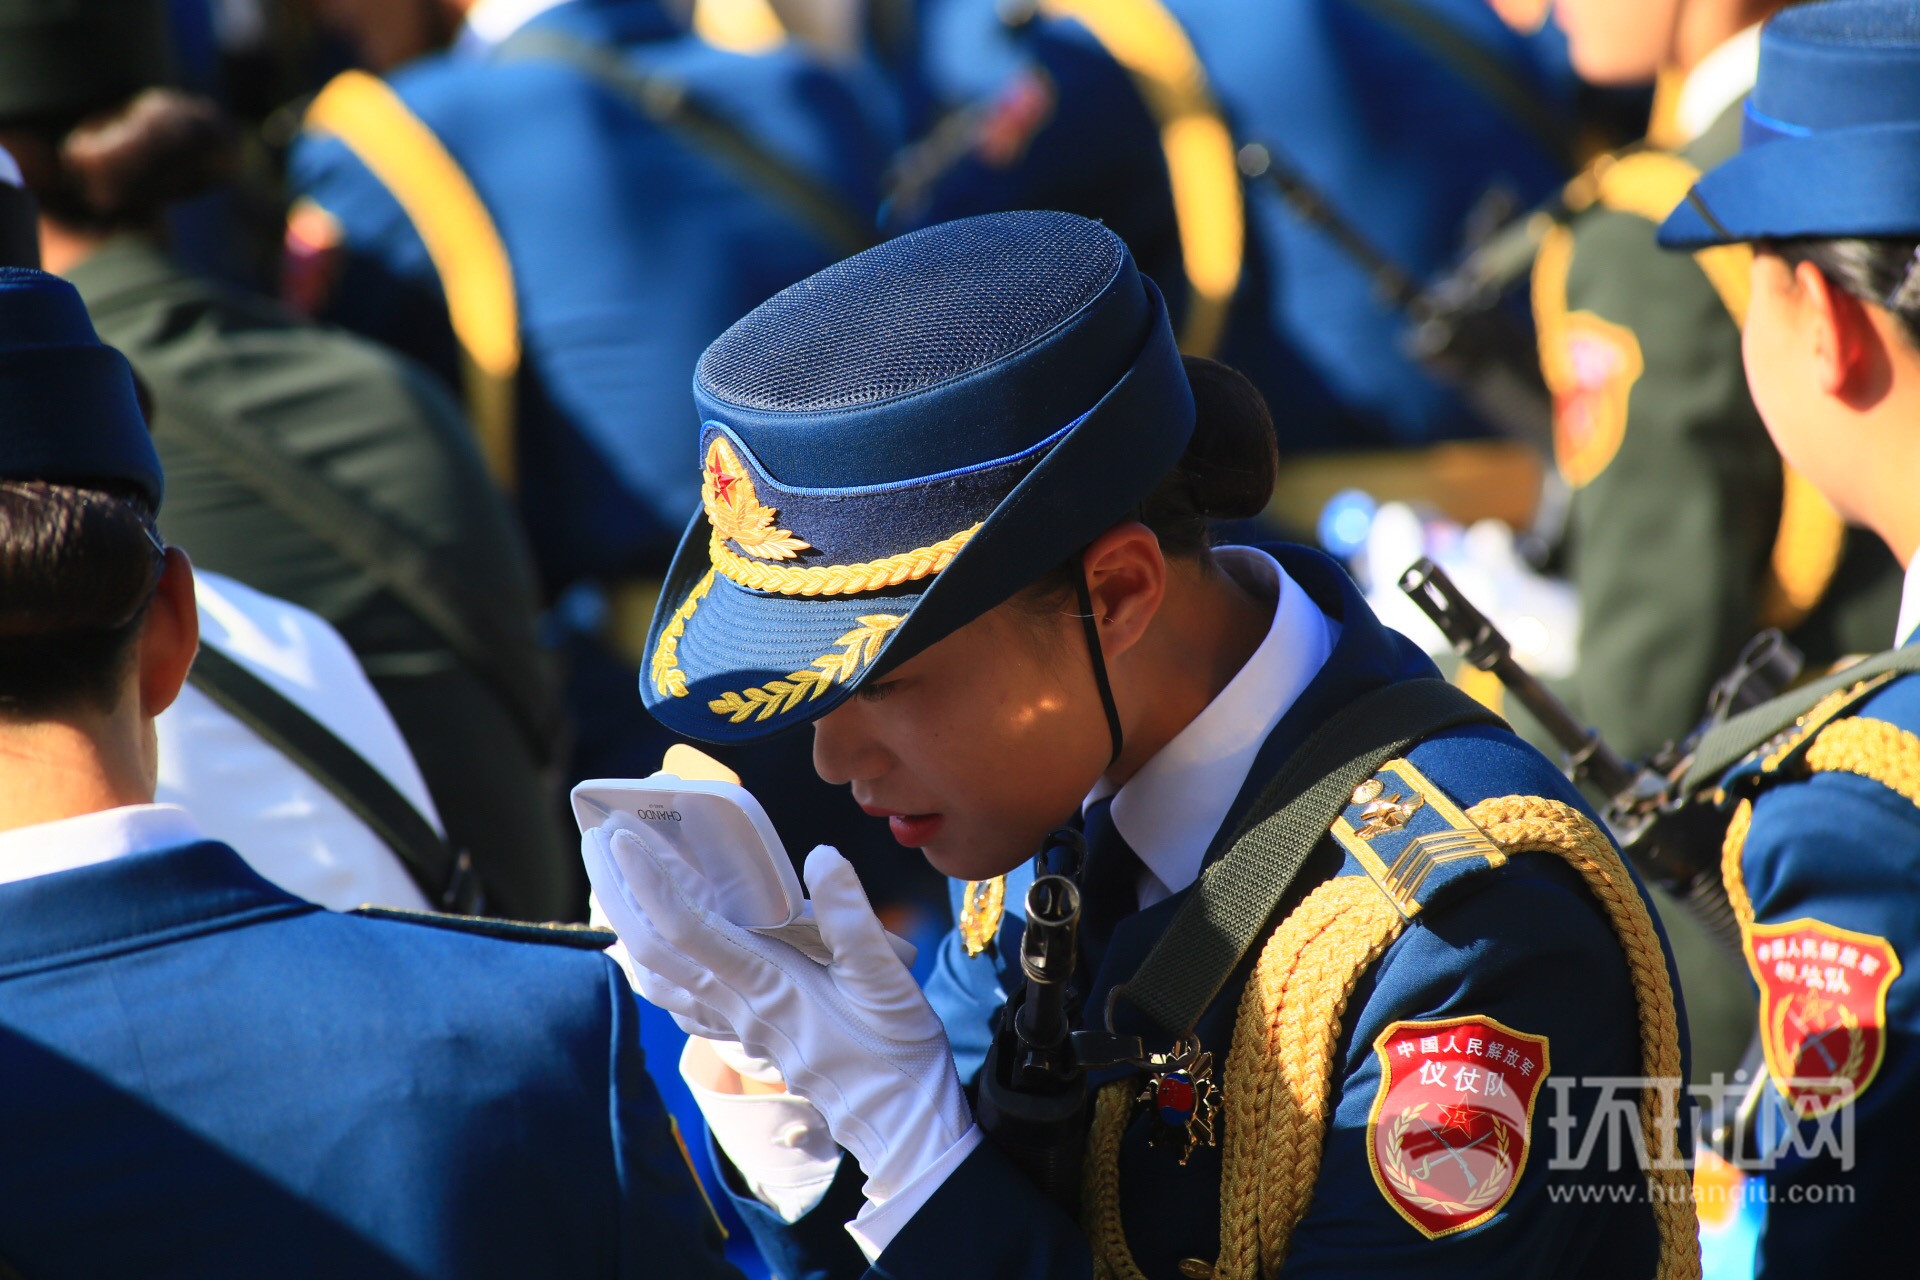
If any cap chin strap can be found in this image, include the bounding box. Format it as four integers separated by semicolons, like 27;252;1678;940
1075;555;1125;769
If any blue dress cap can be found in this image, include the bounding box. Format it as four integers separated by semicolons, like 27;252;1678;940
0;267;160;506
642;210;1194;744
1660;0;1920;249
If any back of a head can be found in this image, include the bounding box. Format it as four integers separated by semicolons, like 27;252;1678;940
1756;3;1920;348
0;266;165;719
1659;0;1920;346
0;0;234;234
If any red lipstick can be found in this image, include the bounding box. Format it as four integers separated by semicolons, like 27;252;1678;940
859;802;946;848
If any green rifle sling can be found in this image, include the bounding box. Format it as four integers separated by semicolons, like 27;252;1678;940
1110;677;1504;1040
1681;645;1920;796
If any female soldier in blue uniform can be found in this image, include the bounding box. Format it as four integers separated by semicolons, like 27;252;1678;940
587;210;1701;1278
1658;2;1920;1269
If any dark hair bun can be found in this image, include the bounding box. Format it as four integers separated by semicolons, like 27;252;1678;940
59;89;236;226
1179;354;1278;521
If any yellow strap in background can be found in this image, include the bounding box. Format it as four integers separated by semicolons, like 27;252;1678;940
1581;150;1752;321
1758;468;1850;632
1037;0;1243;358
303;71;522;492
1643;66;1691;151
692;0;786;54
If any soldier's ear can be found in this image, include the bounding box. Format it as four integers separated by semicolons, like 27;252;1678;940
136;547;199;721
1800;259;1890;409
1080;522;1167;664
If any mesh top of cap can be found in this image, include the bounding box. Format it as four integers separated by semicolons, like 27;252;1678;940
1775;1;1920;45
697;211;1124;413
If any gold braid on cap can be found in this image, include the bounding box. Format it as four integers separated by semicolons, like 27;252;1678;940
702;437;979;597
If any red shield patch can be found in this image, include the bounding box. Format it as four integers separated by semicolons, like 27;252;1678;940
281;198;345;319
1747;918;1902;1118
1367;1016;1549;1239
1548;312;1642;489
973;69;1056;169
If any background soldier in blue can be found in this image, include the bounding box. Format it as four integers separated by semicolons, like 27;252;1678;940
586;211;1701;1278
0;266;735;1279
1658;2;1920;1269
881;0;1583;453
282;0;895;768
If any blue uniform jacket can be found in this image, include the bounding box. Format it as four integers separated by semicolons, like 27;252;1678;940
1717;647;1920;1276
891;0;1577;451
0;838;736;1279
286;0;893;588
721;545;1689;1279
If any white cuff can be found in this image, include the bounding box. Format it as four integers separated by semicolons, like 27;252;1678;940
845;1124;984;1263
680;1039;843;1223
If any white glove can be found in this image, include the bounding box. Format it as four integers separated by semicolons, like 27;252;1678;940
593;833;974;1204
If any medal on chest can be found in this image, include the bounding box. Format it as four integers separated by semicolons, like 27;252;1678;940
1134;1036;1221;1165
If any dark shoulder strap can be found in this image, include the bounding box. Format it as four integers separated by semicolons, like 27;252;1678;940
187;645;480;913
157;394;559;759
350;905;612;948
1339;0;1569;164
1111;678;1503;1039
496;28;876;257
1682;646;1920;794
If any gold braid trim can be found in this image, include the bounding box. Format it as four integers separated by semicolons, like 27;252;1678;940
1083;877;1406;1280
707;614;903;723
1722;713;1920;937
1084;1081;1145;1280
708;524;981;597
1722;799;1757;934
1220;876;1408;1280
1466;797;1700;1280
1804;715;1920;809
1083;798;1700;1280
649;569;714;698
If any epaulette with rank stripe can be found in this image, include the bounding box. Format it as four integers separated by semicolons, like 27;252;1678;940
1329;758;1508;918
350;906;617;951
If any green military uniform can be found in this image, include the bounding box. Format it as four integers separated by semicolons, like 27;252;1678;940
67;237;578;921
1535;100;1901;766
1530;96;1902;1079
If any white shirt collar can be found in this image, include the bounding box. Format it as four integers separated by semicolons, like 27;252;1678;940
457;0;574;53
1897;555;1920;648
1090;546;1339;909
1676;24;1762;143
0;804;204;890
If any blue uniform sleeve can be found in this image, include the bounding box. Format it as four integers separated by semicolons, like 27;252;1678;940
604;960;741;1279
1735;766;1920;1274
858;856;1672;1280
1280;856;1665;1277
708;1124;869;1280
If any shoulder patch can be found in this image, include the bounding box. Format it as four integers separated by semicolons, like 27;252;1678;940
1367;1015;1549;1239
1330;759;1507;919
1747;918;1901;1118
282;197;345;317
350;906;617;951
1546;310;1643;489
